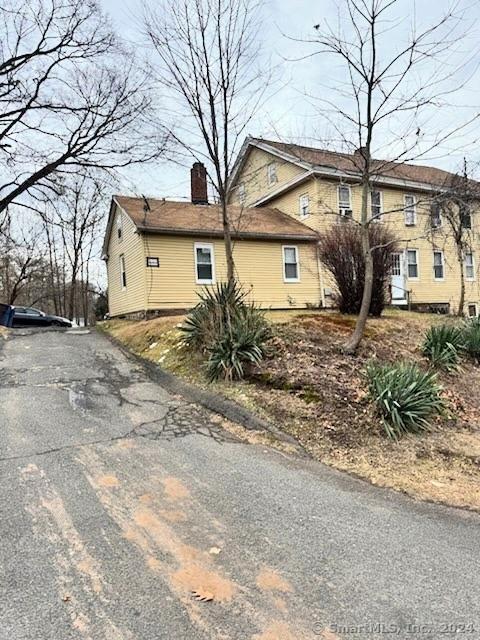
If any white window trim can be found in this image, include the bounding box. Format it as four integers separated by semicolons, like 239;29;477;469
371;189;384;222
282;245;300;283
338;184;353;219
194;242;215;285
267;162;277;186
119;254;126;290
465;252;475;281
468;303;478;317
117;212;123;241
406;248;419;281
299;194;309;219
238;182;246;204
433;250;445;281
430;203;442;229
404;194;417;226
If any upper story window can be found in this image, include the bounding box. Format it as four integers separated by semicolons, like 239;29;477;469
283;246;299;282
433;250;444;280
194;243;215;284
461;204;472;229
267;162;277;185
371;190;383;222
238;182;246;204
404;194;417;226
119;254;126;289
465;252;475;280
299;194;309;219
430;202;442;229
338;184;353;219
117;212;123;240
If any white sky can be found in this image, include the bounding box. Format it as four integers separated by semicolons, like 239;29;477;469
101;0;480;200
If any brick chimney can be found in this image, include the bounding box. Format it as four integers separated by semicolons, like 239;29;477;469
191;162;208;205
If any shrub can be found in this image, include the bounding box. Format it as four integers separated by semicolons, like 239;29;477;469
366;362;445;440
180;281;271;381
422;324;465;370
462;316;480;362
318;223;398;316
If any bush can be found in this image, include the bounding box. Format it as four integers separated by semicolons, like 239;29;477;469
318;223;399;316
422;324;465;370
180;281;271;381
462;316;480;362
366;362;445;440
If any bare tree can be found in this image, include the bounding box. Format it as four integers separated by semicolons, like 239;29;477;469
0;0;166;217
434;159;479;316
143;0;269;282
307;0;478;353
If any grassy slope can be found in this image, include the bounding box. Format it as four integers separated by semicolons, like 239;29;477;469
101;309;480;511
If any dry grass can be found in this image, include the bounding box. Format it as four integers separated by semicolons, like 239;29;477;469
101;309;480;511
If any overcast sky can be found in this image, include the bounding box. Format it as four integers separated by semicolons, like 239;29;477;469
101;0;480;200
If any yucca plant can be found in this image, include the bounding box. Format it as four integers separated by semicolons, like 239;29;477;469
206;306;270;381
462;317;480;363
180;281;246;350
366;362;445;440
180;281;271;381
422;324;465;370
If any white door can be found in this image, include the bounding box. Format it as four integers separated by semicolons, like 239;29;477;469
391;252;406;301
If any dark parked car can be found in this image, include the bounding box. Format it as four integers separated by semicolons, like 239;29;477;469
12;307;72;328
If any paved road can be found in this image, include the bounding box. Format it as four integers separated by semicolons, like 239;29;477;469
0;329;479;640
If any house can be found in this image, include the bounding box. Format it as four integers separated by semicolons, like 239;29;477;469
102;163;320;317
230;137;480;316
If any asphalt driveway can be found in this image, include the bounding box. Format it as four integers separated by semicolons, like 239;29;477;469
0;328;479;640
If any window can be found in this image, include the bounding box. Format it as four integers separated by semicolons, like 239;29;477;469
117;213;123;240
468;303;478;318
283;246;299;282
433;251;444;280
430;202;442;229
407;249;418;279
404;195;416;226
194;243;215;284
267;162;277;185
465;252;475;280
238;182;246;204
371;190;383;221
119;254;126;289
461;205;472;229
338;184;352;219
299;194;309;218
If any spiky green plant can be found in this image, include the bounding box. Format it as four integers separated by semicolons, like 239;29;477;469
462;316;480;363
180;281;271;381
366;362;445;440
422;324;465;370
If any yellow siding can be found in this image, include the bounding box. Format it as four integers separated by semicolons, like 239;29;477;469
265;174;480;312
142;235;321;310
106;204;147;316
230;148;305;206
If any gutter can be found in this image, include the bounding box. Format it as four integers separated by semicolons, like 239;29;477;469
136;226;318;243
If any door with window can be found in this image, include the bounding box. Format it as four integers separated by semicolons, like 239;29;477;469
391;252;406;301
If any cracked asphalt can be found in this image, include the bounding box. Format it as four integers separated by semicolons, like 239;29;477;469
0;328;479;640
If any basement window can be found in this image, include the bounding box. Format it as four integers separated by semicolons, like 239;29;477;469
119;254;127;289
194;243;215;284
468;303;478;317
283;245;300;282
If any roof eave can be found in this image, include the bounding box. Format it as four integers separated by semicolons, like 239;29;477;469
137;226;318;242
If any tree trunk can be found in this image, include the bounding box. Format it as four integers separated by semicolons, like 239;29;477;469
456;244;465;316
221;198;235;283
343;179;372;354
